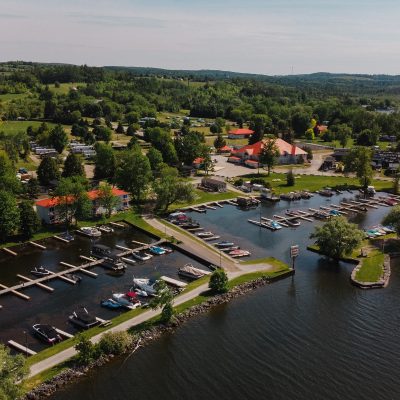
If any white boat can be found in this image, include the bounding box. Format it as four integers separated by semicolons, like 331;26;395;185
112;293;141;310
196;231;214;238
133;277;158;296
79;227;102;237
98;225;114;233
132;252;153;261
178;264;210;280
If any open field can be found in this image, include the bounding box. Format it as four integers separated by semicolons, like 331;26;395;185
302;137;392;150
0;120;69;135
0;93;29;102
48;82;86;95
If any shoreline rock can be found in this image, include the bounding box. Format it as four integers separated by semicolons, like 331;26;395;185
23;271;293;399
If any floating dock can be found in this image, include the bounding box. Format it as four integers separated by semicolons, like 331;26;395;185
29;241;46;250
2;247;17;256
53;235;70;243
17;274;54;292
109;222;125;228
161;276;187;288
8;340;37;356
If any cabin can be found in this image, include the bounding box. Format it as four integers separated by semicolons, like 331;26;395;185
200;177;227;192
35;187;130;224
228;128;254;139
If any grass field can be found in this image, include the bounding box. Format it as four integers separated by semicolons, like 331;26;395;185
48;82;86;95
0;93;29;102
238;172;393;194
0;120;65;135
355;250;384;282
170;189;238;210
303;137;391;150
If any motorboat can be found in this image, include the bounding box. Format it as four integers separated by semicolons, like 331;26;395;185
100;298;121;310
286;219;301;227
134;288;149;297
31;266;51;277
159;246;173;253
318;189;334;197
149;246;166;255
229;249;251;258
133;277;158;296
98;225;114;233
132;251;153;261
178;264;209;280
112;292;141;310
215;241;235;248
32;324;62;344
196;231;214;238
91;244;112;257
221;246;240;252
271;221;282;230
203;235;221;241
79;226;102;237
59;231;74;242
329;209;341;217
64;273;81;283
69;308;99;329
181;222;201;229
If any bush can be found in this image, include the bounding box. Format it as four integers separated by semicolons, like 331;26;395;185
286;170;295;186
161;302;175;323
209;269;228;293
98;331;133;355
250;177;265;185
234;178;244;187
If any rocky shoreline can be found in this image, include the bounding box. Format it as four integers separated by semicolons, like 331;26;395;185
351;254;391;289
23;270;293;400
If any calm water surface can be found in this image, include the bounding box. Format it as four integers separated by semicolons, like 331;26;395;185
43;194;400;399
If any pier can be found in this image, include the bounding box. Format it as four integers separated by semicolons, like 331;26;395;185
53;235;70;243
2;247;17;256
117;240;164;257
0;258;101;304
109;222;125;228
161;276;187;288
8;340;37;356
29;241;46;250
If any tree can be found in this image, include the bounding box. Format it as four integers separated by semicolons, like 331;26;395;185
209;269;228;293
213;133;226;151
249;114;271;144
153;166;195;211
93;125;112;143
62;153;85;178
48;124;68;153
0;191;20;241
75;334;98;365
94;143;116;180
0;151;22;194
147;147;164;172
344;147;373;189
259;138;279;176
26;177;40;199
287;169;295;186
19;200;40;238
356;129;379;146
175;131;205;165
149;280;175;323
291;111;310;137
200;146;214;176
310;216;364;259
383;206;400;236
37;156;60;186
335;124;352;148
98;331;133;355
0;344;28;399
115;122;124;134
393;167;400;195
96;183;117;218
115;148;152;204
303;146;313;161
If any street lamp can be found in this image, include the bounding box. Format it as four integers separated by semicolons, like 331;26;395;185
23;330;28;355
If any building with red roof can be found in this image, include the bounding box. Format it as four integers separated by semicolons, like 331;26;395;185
229;138;307;167
217;145;233;153
228;128;254;139
35;187;130;224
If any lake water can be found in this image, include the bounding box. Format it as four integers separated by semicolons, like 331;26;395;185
49;193;400;400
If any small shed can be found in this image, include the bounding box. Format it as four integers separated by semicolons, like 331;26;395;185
201;177;227;192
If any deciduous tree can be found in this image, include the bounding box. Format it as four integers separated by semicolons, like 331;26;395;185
62;153;85;178
259;138;279;175
19;200;40;238
0;190;20;241
37;156;60;186
209;269;228;293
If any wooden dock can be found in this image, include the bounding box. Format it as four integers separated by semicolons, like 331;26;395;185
121;257;136;265
55;328;74;339
0;258;101;304
110;222;125;228
17;274;54;292
2;247;17;256
29;241;46;250
8;340;37;356
161;276;187;288
54;235;70;243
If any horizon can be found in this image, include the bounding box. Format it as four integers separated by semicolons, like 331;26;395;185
1;0;400;75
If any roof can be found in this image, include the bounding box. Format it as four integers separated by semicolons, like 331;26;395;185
228;156;241;160
233;138;307;157
219;145;232;151
228;128;254;136
316;125;328;132
36;187;128;208
245;159;259;164
193;157;204;164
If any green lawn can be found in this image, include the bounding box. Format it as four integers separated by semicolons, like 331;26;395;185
302;138;391;150
48;82;86;95
240;257;289;269
169;189;238;210
0;93;29;102
0;120;67;135
355;250;384;283
238;172;392;194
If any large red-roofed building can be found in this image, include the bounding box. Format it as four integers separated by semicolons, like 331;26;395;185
229;138;307;166
36;187;130;224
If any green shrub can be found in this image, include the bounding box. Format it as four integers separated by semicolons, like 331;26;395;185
98;331;134;355
75;334;99;365
209;269;228;293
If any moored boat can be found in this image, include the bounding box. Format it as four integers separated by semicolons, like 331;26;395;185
149;246;166;255
112;292;141;309
100;298;121;309
132;251;153;261
31;266;51;277
98;225;114;233
32;324;62;344
69;308;99;329
178;264;209;280
132;277;158;296
215;241;235;248
196;231;214;238
79;227;102;237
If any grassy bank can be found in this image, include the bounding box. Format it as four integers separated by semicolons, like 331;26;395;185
236;172;392;194
355;250;384;283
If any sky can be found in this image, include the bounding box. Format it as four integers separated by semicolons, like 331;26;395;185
1;0;400;75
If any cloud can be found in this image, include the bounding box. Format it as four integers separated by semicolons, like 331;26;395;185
0;13;26;19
